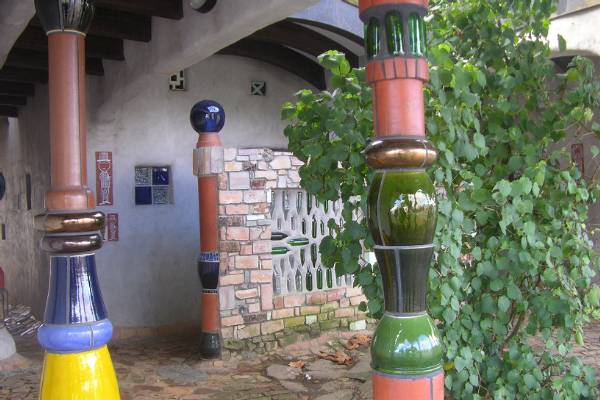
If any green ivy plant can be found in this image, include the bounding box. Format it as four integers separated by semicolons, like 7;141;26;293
282;0;600;398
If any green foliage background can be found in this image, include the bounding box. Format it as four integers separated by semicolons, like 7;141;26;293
282;0;600;398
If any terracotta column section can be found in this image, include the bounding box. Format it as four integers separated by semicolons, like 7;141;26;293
191;100;225;358
359;1;444;399
32;1;120;398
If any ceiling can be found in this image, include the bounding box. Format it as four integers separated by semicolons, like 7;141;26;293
0;0;361;118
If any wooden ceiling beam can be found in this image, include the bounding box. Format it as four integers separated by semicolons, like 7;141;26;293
219;40;326;90
0;95;27;107
250;21;359;67
15;27;124;61
30;8;151;42
0;67;48;84
0;81;35;97
6;49;104;76
95;0;183;20
0;106;18;118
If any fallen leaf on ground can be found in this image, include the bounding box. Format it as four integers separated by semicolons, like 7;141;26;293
288;360;306;369
353;333;371;345
319;350;353;366
344;333;371;350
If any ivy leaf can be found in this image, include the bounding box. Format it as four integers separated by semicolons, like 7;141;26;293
330;143;348;161
495;180;512;198
498;296;511;313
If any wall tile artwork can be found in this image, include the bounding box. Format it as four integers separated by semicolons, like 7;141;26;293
106;213;119;241
95;151;113;206
134;166;172;205
251;80;266;96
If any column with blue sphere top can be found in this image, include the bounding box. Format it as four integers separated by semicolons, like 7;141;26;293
358;0;445;398
32;0;120;398
191;100;225;358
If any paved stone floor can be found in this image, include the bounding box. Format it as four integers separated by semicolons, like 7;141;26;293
1;322;599;400
0;330;373;400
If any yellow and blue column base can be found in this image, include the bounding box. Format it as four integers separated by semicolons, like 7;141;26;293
37;254;120;399
40;345;119;400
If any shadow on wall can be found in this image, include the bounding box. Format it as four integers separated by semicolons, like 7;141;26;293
0;112;51;319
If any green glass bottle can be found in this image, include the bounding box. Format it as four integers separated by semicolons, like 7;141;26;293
289;238;309;247
271;232;288;241
306;269;313;291
365;17;381;59
326;267;333;289
272;246;289;255
419;15;427;56
385;12;404;55
316;266;323;290
408;13;422;56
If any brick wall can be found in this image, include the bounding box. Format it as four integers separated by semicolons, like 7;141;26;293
217;148;370;351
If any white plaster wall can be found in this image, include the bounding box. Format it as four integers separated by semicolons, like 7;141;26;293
87;55;314;327
549;6;600;58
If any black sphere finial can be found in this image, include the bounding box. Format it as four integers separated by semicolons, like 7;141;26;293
35;0;96;34
190;100;225;134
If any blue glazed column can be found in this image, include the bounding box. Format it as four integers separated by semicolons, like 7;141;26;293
33;0;120;398
191;100;225;358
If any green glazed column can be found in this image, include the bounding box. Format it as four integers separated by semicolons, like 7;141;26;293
359;0;444;398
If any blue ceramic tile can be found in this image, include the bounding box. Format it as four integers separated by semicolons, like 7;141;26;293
135;186;152;205
152;167;169;185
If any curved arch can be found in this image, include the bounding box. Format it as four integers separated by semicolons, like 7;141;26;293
217;39;326;90
250;20;359;67
288;18;363;47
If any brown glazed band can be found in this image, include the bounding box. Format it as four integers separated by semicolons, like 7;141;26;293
41;233;103;254
34;211;105;233
364;136;437;169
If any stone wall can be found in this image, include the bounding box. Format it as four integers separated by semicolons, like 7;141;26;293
217;148;370;351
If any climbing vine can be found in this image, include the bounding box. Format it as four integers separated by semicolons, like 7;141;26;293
282;0;600;398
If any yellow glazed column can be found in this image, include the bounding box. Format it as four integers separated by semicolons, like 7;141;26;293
33;0;120;398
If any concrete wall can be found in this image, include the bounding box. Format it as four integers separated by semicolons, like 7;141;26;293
87;55;313;328
0;89;50;318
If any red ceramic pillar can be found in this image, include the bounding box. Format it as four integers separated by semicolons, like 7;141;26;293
191;100;225;358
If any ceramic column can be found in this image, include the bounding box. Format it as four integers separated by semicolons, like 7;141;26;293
32;0;120;398
359;0;444;398
191;100;225;358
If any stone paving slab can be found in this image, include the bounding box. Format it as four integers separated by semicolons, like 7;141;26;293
0;323;599;399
